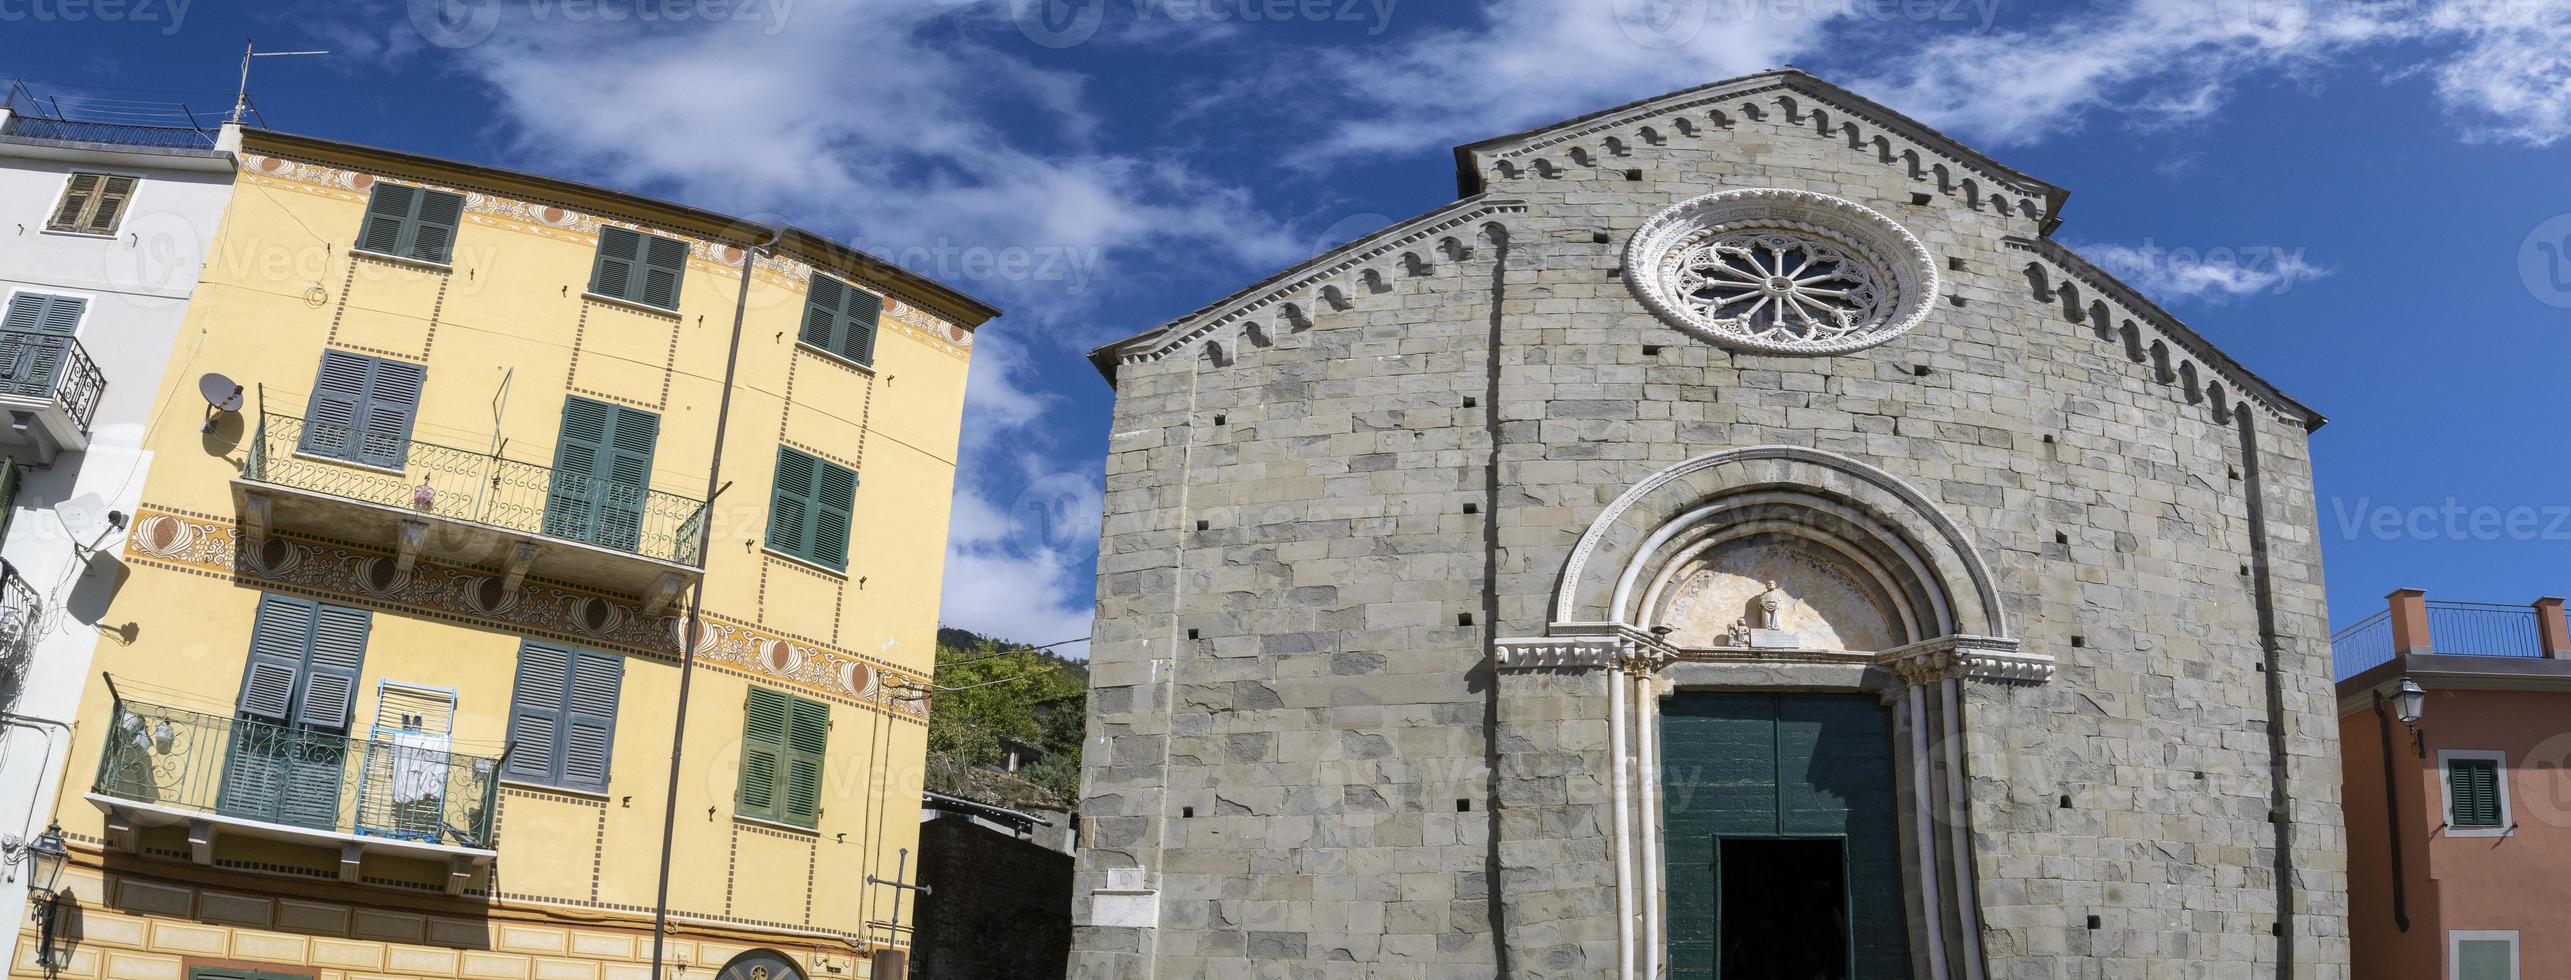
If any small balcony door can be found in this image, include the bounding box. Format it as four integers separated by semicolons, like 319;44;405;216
543;396;659;553
218;595;372;831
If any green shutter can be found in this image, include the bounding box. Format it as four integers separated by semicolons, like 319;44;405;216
738;687;791;822
237;594;316;721
2451;759;2503;827
780;695;828;826
545;397;658;552
768;448;854;571
592;227;687;309
358;184;420;255
505;643;571;784
592;227;643;300
801;275;882;366
222;595;370;831
409;189;465;264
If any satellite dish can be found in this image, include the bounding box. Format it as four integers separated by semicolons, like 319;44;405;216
200;373;243;411
199;372;243;433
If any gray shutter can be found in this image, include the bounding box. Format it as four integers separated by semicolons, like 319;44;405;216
802;276;847;352
300;350;373;459
237;594;316;721
560;650;622;791
358;184;419;255
809;459;856;571
297;603;372;732
353;358;426;469
505;643;571;783
638;235;688;310
409;189;465;263
544;397;613;543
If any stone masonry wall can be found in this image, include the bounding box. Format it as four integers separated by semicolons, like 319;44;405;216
1072;78;2348;980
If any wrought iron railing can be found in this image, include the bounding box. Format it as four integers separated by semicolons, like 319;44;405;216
0;329;104;433
244;411;709;566
93;698;504;848
2331;610;2394;681
2424;601;2545;658
0;116;217;150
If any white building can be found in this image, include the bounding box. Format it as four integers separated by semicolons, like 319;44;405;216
0;104;235;929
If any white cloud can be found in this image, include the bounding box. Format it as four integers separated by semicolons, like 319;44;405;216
938;463;1102;657
2067;240;2333;303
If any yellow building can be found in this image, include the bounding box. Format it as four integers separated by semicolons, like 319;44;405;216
12;127;995;980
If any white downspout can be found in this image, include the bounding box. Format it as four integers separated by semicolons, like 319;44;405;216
1609;660;1634;980
1908;685;1950;980
1942;678;1986;980
1637;672;1663;979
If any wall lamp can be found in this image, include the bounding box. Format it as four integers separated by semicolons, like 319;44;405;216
2393;676;2426;757
4;822;68;966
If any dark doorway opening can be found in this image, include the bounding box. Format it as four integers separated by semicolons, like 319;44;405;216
1718;836;1849;980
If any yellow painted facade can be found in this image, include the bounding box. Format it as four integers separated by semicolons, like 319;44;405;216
15;130;991;980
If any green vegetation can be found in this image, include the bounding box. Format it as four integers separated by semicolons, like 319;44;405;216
924;627;1086;810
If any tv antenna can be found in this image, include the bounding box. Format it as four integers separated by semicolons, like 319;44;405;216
231;39;330;125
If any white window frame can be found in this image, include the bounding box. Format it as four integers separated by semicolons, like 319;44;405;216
2449;930;2518;980
2438;749;2513;838
44;168;146;238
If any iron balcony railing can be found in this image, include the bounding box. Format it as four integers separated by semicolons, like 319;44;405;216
244;411;709;567
0;329;104;433
2422;601;2545;658
94;698;505;849
0;116;217;150
2331;609;2394;681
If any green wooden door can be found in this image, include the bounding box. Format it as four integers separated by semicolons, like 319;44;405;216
1661;692;1909;979
544;396;658;552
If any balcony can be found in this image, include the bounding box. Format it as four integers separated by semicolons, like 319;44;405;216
0;329;104;464
0;116;218;151
2335;593;2568;680
88;697;503;893
237;411;706;611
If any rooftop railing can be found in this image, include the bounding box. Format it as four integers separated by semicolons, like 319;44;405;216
0;116;217;150
93;697;505;849
0;329;104;434
2333;594;2565;680
244;411;709;567
2331;610;2394;681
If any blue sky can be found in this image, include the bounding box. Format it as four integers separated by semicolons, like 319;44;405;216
9;0;2571;655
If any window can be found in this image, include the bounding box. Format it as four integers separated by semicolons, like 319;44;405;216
222;594;373;830
47;171;135;235
355;182;466;265
299;349;426;469
0;292;87;389
2440;750;2510;836
589;225;689;310
766;448;856;571
801;273;883;366
737;686;827;828
503;641;625;792
543;396;660;552
2452;931;2518;980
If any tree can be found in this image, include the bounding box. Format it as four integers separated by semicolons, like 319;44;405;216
925;628;1087;808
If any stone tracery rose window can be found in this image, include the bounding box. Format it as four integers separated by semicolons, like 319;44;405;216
1625;189;1938;355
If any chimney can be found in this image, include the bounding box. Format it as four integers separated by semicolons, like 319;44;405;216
2389;588;2431;657
2537;597;2568;659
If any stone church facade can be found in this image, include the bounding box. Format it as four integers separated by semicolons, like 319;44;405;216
1069;70;2349;979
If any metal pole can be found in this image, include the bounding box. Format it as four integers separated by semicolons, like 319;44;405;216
648;227;775;980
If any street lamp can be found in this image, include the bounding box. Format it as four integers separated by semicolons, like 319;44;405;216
4;822;67;967
2394;677;2427;757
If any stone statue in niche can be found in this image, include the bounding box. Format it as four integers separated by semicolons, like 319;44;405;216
1757;580;1784;630
1746;580;1801;650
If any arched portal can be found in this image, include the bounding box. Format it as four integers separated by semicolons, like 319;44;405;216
1497;446;2043;980
714;949;806;980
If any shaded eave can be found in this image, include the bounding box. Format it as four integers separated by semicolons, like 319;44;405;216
240;128;1002;329
2337;652;2571;717
1451;68;2070;234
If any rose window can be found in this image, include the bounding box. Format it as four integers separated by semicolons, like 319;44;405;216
1625;189;1938;355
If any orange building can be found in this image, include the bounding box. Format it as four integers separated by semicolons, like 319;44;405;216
2336;588;2571;980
